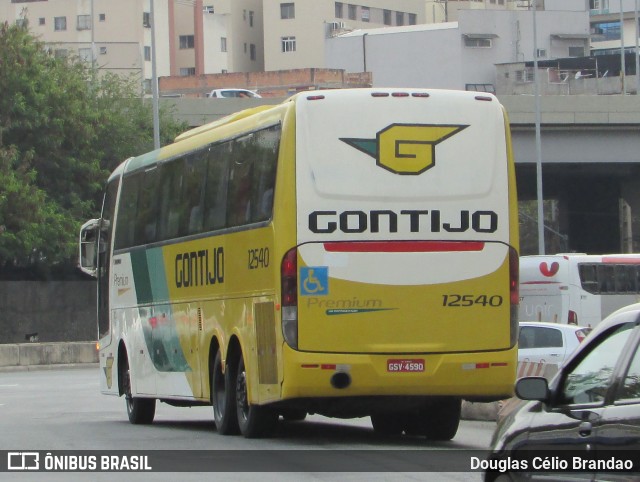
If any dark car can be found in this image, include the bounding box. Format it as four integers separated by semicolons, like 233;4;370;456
485;303;640;481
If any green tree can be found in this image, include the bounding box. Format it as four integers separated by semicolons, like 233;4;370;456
0;22;187;278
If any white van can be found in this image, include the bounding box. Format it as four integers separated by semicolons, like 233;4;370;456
519;254;640;328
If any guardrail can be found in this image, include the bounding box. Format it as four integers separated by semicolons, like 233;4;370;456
0;342;98;368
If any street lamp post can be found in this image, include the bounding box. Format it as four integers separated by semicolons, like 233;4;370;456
533;0;545;255
150;0;160;150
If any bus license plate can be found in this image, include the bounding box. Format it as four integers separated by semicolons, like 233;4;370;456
387;359;425;372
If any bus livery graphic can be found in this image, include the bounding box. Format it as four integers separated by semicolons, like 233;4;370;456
340;123;468;174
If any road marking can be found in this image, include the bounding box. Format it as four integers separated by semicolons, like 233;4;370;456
0;384;18;388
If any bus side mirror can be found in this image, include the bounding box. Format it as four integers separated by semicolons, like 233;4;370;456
79;218;100;278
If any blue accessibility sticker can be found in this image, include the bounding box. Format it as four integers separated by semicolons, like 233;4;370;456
299;267;329;296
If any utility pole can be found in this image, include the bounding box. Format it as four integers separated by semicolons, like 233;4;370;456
151;0;160;150
533;0;545;254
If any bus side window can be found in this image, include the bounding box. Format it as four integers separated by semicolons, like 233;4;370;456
157;159;184;241
114;173;141;250
579;263;599;294
134;167;158;245
227;136;254;227
251;125;279;223
182;153;207;236
203;144;229;231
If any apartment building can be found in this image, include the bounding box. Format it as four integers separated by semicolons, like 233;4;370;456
262;0;428;71
0;0;264;92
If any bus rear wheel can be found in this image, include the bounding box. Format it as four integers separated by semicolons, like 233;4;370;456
371;412;407;436
212;350;239;435
405;398;461;441
235;356;278;438
122;355;155;425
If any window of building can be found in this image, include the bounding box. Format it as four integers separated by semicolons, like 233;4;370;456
180;35;195;49
78;48;92;63
348;4;356;20
396;12;404;26
408;13;416;25
54;49;68;58
100;46;107;55
15;18;27;27
281;3;295;19
515;69;534;83
144;46;151;61
143;12;151;28
335;2;343;18
221;37;227;52
204;5;214;14
536;48;547;58
281;36;296;53
99;13;105;21
383;10;391;25
54;16;67;31
590;0;609;11
361;6;370;22
77;15;91;30
569;46;585;57
180;67;196;76
591;21;620;41
249;11;254;27
464;37;492;48
250;44;256;60
244;42;247;53
38;17;45;26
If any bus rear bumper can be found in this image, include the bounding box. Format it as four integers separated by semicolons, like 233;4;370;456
280;345;517;401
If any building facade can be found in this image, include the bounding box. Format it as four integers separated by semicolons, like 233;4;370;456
325;8;590;91
0;0;265;92
261;0;428;71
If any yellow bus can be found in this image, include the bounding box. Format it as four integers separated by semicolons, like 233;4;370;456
79;88;519;439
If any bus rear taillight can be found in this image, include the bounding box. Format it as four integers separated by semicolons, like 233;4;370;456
509;247;519;347
281;248;298;349
568;310;578;325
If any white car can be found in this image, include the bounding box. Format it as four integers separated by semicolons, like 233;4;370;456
206;88;261;98
518;321;591;366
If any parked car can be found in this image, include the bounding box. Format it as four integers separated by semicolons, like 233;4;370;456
518;321;591;366
206;88;261;98
485;304;640;481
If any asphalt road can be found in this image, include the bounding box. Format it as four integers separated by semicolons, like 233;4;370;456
0;366;496;481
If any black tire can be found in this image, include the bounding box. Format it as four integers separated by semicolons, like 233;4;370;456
211;350;239;435
371;413;406;436
406;398;461;441
280;409;307;422
235;356;278;438
122;355;155;425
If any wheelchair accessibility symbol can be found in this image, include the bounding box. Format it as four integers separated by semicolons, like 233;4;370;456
300;267;329;296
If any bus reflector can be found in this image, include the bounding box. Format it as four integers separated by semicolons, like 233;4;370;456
475;96;493;102
281;248;298;349
411;92;430;98
371;92;390;97
391;92;410;97
306;95;325;101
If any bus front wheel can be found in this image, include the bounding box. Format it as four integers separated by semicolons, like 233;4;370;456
122;355;155;425
235;356;278;438
211;350;239;435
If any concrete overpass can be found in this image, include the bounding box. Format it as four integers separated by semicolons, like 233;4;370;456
161;94;640;255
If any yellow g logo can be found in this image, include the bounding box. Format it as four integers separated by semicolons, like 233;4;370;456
341;124;467;175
